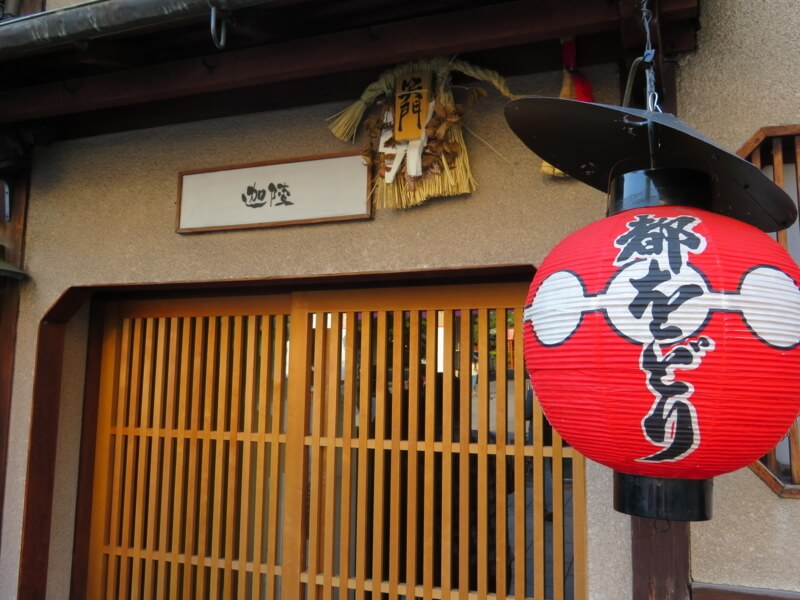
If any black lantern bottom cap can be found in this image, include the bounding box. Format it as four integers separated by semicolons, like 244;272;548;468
613;472;712;521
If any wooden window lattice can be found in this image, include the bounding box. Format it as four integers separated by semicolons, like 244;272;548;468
741;127;800;497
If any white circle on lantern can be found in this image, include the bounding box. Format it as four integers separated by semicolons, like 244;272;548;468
732;266;800;349
526;270;594;346
604;259;712;345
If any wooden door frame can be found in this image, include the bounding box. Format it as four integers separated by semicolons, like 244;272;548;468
14;265;534;599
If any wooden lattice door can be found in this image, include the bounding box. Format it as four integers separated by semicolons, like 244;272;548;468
87;296;292;599
86;284;586;599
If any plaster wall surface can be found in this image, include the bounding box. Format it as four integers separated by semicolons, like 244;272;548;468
0;66;633;598
43;0;86;10
676;0;800;591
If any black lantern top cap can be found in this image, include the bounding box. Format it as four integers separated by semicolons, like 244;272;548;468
504;96;797;233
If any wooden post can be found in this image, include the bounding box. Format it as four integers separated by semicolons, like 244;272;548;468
631;516;690;600
0;168;29;553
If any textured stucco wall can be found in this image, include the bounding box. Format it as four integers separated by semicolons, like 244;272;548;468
677;0;800;150
0;65;634;598
677;0;800;590
43;0;85;10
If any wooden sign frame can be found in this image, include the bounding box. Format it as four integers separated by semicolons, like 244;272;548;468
177;151;372;233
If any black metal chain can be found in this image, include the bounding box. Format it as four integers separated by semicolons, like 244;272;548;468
621;0;663;112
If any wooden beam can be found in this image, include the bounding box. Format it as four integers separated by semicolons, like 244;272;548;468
18;0;45;16
618;0;647;51
68;301;106;600
72;39;144;69
18;319;67;599
631;516;690;600
0;0;697;124
692;582;800;600
0;169;29;553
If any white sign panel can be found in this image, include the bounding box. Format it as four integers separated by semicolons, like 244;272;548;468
177;152;371;232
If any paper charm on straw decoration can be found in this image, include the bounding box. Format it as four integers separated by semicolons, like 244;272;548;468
541;38;594;178
327;57;515;209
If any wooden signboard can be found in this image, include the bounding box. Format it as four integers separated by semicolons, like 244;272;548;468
177;151;371;232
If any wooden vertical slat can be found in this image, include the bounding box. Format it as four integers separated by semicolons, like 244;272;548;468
183;318;206;598
388;310;403;600
532;392;546;600
789;420;800;485
250;315;271;600
406;311;420;597
354;312;372;600
306;312;328;600
109;318;134;600
422;310;437;600
749;146;761;168
87;308;124;599
552;428;565;600
795;135;800;266
494;309;508;600
237;316;259;599
195;317;218;600
440;310;454;596
512;307;526;600
371;312;388;594
338;312;357;600
170;318;194;597
282;309;313;598
794;135;800;211
265;316;288;598
119;319;145;599
476;309;489;598
323;312;342;599
773;138;788;247
768;138;788;476
130;318;155;598
155;318;181;599
458;312;471;600
143;318;168;597
572;453;588;600
223;316;245;596
209;317;231;596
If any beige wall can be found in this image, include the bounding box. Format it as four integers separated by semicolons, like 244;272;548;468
43;0;85;10
0;65;634;598
677;0;800;590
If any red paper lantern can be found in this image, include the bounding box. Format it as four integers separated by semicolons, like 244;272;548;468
524;205;800;480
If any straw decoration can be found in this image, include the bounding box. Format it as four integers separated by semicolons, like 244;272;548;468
328;56;515;209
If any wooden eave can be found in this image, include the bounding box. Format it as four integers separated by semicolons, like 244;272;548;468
0;0;699;140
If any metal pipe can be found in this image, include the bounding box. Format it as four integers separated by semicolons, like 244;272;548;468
0;0;289;60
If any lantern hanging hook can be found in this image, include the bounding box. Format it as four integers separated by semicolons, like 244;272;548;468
209;0;228;50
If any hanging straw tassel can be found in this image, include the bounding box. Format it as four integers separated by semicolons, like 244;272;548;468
541;38;594;177
327;72;395;142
